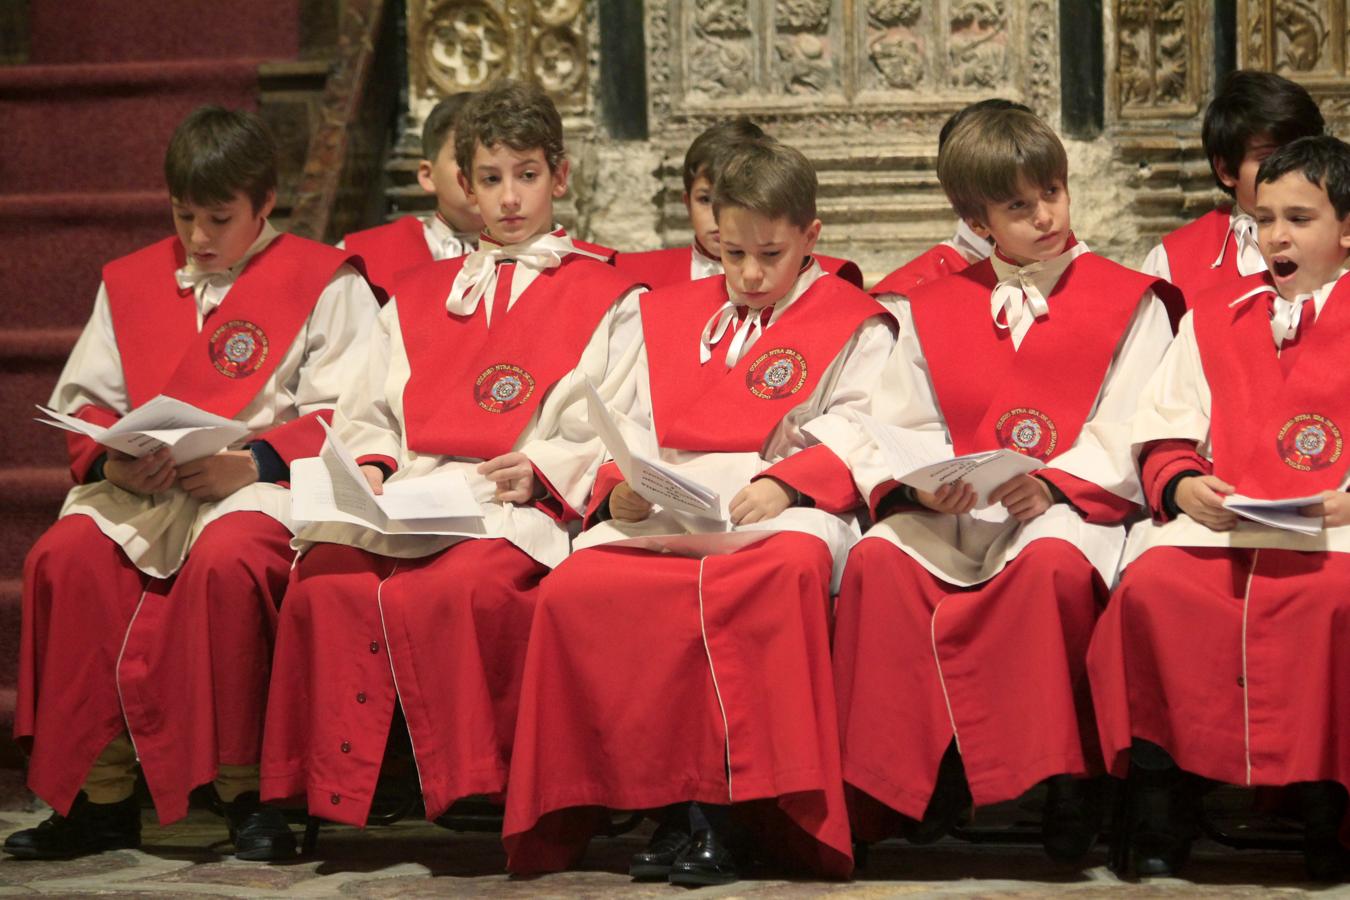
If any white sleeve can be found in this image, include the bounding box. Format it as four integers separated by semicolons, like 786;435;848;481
286;265;380;417
1140;242;1171;281
1129;311;1212;453
797;316;897;464
332;296;404;463
48;282;131;417
519;286;647;511
1046;289;1176;502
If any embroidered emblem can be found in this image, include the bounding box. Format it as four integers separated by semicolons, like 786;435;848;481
994;407;1059;460
474;363;535;413
207;320;269;378
745;348;808;400
1277;413;1343;471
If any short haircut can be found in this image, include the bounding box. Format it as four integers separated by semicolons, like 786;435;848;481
683;117;766;193
164;106;278;213
1256;134;1350;219
454;80;565;177
1203;70;1324;196
712;138;816;230
938;97;1032;152
421;92;476;161
937;107;1068;223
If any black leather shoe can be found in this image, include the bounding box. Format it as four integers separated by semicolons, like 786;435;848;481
1042;775;1102;864
1299;781;1349;882
3;792;140;859
1130;768;1197;877
630;822;692;880
903;742;971;845
223;792;297;861
668;828;738;887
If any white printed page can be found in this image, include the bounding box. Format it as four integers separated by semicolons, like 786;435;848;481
1222;493;1326;535
35;394;250;463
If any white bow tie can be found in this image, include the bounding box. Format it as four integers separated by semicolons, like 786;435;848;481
1214;214;1266;276
174;266;234;317
1228;283;1315;348
990;264;1050;331
446;233;576;315
700;300;769;367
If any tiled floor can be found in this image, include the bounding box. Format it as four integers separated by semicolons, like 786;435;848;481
0;807;1343;898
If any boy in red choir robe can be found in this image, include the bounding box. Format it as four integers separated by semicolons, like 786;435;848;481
502;137;895;885
8;107;378;860
614;119;865;289
340;92;483;302
869;98;1025;302
1088;135;1350;880
258;81;643;836
832;106;1176;865
1142;70;1323;308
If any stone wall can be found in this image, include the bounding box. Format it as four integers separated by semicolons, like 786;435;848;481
390;0;1350;284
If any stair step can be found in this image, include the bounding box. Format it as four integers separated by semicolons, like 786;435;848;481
0;59;263;194
0;467;67;591
0;581;23;693
0;191;169;331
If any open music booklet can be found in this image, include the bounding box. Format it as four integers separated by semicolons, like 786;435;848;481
584;380;722;520
36;394;251;464
1221;493;1326;535
859;413;1045;508
290;419;485;537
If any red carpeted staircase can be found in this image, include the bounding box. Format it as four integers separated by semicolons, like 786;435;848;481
0;0;302;774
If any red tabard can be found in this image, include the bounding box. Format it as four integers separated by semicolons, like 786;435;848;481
908;254;1163;460
102;234;354;415
502;533;853;878
1160;206;1243;308
1192;272;1350;498
397;254;637;460
1088;546;1350;805
871;243;970;298
613;246;692;289
641;274;888;452
817;254;864;289
342;216;433;303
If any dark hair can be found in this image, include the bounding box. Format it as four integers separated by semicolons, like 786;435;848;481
683;118;767;193
421;92;476;161
1203;70;1324;197
164;106;277;213
712;138;816;229
938;97;1032;152
1256;134;1350;218
454;80;565;176
937;107;1068;223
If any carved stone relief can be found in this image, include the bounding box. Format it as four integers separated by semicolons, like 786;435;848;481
1242;0;1344;79
1114;0;1204;118
408;0;589;112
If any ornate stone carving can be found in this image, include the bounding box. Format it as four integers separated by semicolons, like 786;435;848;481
776;0;831;31
1114;0;1203;118
865;0;926;90
1025;0;1058;119
696;0;752;36
947;0;1008;89
409;0;588;111
689;38;755;98
1242;0;1341;77
773;0;835;95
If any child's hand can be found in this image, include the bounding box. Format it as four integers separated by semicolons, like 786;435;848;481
1175;474;1237;531
730;477;793;525
609;481;653;522
104;447;176;496
176;450;259;501
988;474;1054;523
360;464;385;496
1299;490;1350;528
916;480;976;515
478;452;537;504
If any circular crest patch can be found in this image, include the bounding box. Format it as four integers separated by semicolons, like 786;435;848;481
994;407;1059;460
208;319;269;378
1276;413;1343;471
474;363;536;413
745;347;808;400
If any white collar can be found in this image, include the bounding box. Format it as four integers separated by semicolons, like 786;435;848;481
951;220;994;263
700;258;824;366
174;220;280;319
987;239;1088;331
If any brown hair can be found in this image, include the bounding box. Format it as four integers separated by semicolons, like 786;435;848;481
937;107;1068;223
683;117;766;193
421;92;476;161
454;80;565;177
712;138;817;230
164;106;278;213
